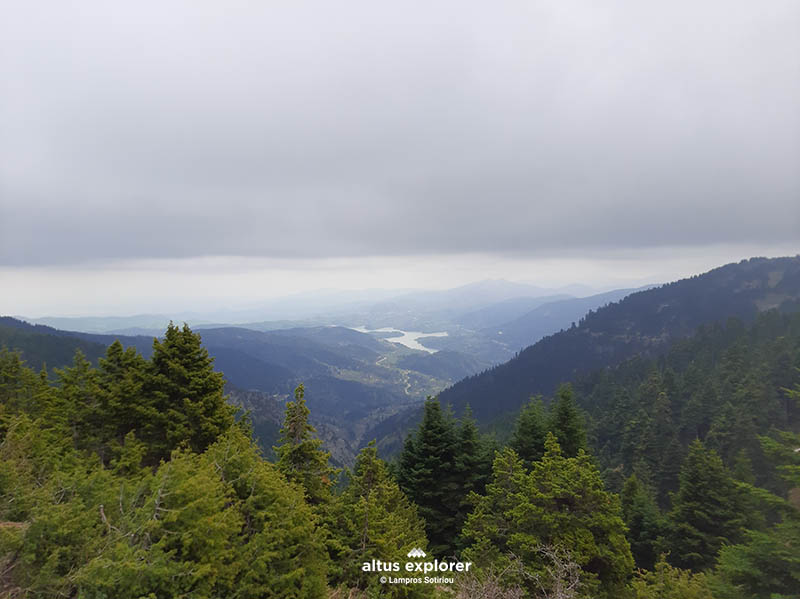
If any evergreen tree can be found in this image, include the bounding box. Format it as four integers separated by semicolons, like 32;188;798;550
713;429;800;598
207;428;329;598
52;350;101;451
713;518;800;599
143;323;235;461
621;474;666;570
463;435;633;599
706;401;737;464
1;423;328;599
94;340;147;463
0;347;50;419
549;384;587;457
631;558;714;599
331;441;428;596
509;395;548;467
666;440;746;571
645;389;682;504
275;383;337;506
460;447;527;570
452;405;492;539
655;435;684;508
396;396;460;556
731;448;756;485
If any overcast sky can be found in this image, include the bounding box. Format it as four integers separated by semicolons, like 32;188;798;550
1;1;799;316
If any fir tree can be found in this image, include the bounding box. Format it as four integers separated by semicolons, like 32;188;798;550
621;474;666;571
509;395;548;467
207;428;329;598
549;384;587;458
275;383;337;506
452;405;492;549
706;401;737;464
95;340;147;463
0;347;50;418
0;391;328;598
53;350;101;451
332;441;427;596
631;558;714;599
460;447;527;569
666;440;746;571
144;323;235;461
731;448;756;485
396;396;460;556
713;427;800;598
714;518;800;599
463;434;633;599
655;435;684;508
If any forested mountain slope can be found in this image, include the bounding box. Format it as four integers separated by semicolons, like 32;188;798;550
486;287;646;351
0;317;155;363
578;309;800;495
439;256;800;421
0;318;109;369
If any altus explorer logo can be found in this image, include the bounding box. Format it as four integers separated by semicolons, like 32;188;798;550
362;547;473;586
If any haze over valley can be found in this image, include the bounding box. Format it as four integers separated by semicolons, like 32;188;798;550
5;278;658;463
6;258;800;465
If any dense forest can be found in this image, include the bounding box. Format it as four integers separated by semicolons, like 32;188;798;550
1;310;799;597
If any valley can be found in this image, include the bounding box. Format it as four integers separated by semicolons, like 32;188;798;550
4;280;647;464
5;257;800;466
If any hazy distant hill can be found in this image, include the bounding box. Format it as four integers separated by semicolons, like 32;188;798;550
350;280;582;331
392;279;569;310
14;314;209;335
455;294;572;330
437;256;800;422
19;279;585;334
487;287;648;351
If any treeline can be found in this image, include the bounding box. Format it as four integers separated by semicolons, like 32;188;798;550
1;320;799;597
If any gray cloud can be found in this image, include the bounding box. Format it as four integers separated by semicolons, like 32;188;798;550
1;1;799;266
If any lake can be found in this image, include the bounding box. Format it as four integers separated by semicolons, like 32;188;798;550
351;326;448;353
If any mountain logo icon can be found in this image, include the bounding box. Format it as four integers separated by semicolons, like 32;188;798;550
407;548;427;558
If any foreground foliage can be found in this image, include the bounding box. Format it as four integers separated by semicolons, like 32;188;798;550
2;312;800;598
0;329;327;598
462;436;633;599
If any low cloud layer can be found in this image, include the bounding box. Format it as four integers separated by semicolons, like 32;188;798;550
1;1;799;266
